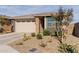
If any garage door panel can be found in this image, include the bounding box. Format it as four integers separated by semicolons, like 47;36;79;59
15;22;35;33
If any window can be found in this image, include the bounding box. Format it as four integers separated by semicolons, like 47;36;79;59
46;16;56;29
47;16;53;27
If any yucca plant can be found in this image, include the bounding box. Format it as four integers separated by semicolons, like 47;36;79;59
58;43;78;53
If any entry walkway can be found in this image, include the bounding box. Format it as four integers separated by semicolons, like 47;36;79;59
0;32;24;53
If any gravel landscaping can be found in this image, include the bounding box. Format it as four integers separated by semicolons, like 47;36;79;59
8;36;60;53
8;34;79;53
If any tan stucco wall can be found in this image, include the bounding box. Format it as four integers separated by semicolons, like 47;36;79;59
68;24;74;35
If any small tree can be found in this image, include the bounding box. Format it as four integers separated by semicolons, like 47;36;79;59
52;7;73;43
0;16;5;33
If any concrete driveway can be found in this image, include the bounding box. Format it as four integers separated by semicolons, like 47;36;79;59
0;33;23;53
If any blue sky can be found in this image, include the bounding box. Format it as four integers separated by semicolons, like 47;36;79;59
0;5;79;23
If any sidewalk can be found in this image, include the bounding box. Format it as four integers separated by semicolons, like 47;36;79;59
0;45;19;53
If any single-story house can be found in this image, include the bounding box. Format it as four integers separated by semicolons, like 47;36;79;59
11;12;57;33
0;12;74;34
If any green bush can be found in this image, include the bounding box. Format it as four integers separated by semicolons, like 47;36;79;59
58;43;78;53
43;29;50;36
36;33;42;39
31;33;36;37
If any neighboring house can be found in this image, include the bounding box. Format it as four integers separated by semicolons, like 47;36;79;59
72;22;79;37
0;15;14;33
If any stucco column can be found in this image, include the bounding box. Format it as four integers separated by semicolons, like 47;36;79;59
11;19;15;32
40;17;43;33
13;19;15;32
35;16;40;33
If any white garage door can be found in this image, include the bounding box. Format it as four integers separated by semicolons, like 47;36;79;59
15;21;36;33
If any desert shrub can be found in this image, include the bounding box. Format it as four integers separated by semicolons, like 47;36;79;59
27;36;31;39
52;31;58;36
43;29;50;36
31;33;36;37
50;32;56;36
36;33;42;39
40;42;47;47
58;43;78;53
48;39;52;43
23;33;26;38
16;42;23;45
23;37;28;41
23;33;28;41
